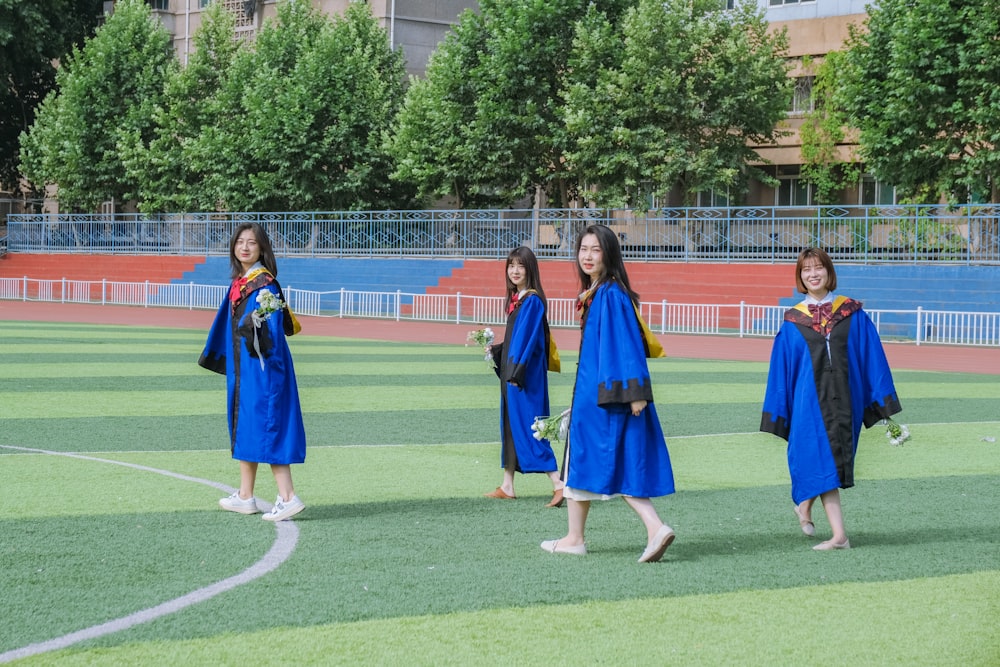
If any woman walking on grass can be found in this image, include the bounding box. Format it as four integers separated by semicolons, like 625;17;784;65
761;247;902;550
484;246;564;507
541;225;676;562
199;222;307;521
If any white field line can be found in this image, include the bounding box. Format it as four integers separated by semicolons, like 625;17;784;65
0;445;299;664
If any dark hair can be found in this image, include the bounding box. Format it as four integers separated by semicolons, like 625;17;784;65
229;222;278;279
574;224;639;304
795;247;837;294
504;246;546;310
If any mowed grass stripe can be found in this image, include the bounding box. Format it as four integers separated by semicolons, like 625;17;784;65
52;572;997;665
2;374;500;392
4;385;502;418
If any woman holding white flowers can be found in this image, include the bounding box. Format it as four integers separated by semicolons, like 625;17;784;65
484;246;564;507
199;222;307;522
761;247;902;550
541;225;676;563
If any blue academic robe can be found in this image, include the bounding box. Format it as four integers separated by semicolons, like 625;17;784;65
565;281;675;497
760;296;900;504
497;293;558;473
199;268;306;465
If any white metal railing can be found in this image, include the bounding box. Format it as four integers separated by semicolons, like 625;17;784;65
2;276;999;347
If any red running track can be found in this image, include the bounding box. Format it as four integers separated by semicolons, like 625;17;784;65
2;300;998;375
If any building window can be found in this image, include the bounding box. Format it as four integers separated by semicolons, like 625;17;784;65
776;166;812;206
148;0;168;10
200;0;211;7
769;0;817;6
790;76;814;114
696;189;730;208
860;175;896;206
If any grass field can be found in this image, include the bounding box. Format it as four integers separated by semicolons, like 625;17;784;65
1;320;998;665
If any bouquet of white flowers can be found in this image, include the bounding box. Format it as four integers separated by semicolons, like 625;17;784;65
251;290;286;325
531;408;571;442
249;290;287;369
466;327;496;368
884;418;911;446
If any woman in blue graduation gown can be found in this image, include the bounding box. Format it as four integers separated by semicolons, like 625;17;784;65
484;247;564;507
199;222;307;522
540;225;677;563
761;247;901;550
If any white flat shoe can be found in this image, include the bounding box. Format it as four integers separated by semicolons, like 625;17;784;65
540;539;586;555
794;503;816;537
813;539;850;551
638;525;675;563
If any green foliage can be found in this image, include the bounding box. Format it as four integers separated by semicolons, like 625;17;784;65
798;52;861;205
120;1;242;214
390;0;635;208
561;0;791;209
387;10;495;208
0;0;102;191
840;0;1000;203
18;0;173;210
180;0;411;212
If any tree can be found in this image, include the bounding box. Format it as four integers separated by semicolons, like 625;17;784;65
389;0;633;208
387;10;494;208
0;0;102;192
465;0;634;207
840;0;1000;204
18;0;173;210
561;0;791;209
186;0;411;212
119;1;242;213
798;53;861;205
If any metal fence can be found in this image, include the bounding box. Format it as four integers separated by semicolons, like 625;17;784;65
4;276;998;346
7;205;1000;263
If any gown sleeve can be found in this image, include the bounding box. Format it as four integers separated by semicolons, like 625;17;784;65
502;295;547;389
594;284;655;406
760;322;795;440
198;297;230;375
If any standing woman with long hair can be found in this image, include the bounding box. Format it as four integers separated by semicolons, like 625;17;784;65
199;222;307;521
761;247;901;550
485;246;564;507
541;225;676;562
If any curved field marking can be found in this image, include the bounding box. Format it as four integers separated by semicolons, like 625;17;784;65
0;445;299;664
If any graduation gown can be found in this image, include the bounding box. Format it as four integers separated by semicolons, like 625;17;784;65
564;280;675;498
199;266;306;465
760;296;901;504
495;292;558;473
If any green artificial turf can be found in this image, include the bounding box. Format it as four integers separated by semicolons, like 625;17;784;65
1;320;998;665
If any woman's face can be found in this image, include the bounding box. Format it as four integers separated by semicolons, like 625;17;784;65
234;229;261;273
507;258;527;291
800;256;829;300
578;233;605;281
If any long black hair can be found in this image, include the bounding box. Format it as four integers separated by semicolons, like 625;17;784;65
574;224;639;305
229;222;278;279
504;246;546;310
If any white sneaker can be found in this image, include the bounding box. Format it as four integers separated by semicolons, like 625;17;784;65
219;492;260;515
262;495;305;521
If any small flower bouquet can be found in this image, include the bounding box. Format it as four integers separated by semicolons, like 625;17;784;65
531;408;571;442
884;418;911;446
251;290;286;326
466;327;496;367
249;290;287;370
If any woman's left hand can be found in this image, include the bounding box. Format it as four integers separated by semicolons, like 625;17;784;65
630;400;647;416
